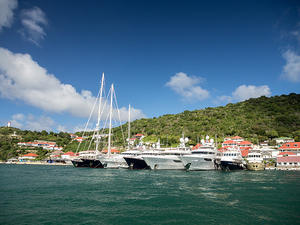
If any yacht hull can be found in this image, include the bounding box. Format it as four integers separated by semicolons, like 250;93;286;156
124;157;150;169
220;161;244;171
100;156;128;169
71;159;104;168
143;156;185;170
180;156;216;171
246;162;265;171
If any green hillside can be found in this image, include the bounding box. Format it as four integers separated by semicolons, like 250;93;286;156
1;93;299;160
114;93;300;146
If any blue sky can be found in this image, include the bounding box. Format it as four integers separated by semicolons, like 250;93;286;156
0;0;299;132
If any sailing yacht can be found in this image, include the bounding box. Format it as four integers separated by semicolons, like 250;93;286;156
180;136;218;171
97;84;131;169
72;73;106;168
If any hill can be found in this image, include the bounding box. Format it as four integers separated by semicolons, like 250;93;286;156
1;93;299;160
114;93;300;146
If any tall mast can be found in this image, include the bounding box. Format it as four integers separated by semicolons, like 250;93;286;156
95;72;105;154
128;104;131;150
107;84;114;157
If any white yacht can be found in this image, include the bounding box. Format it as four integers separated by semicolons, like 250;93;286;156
142;136;191;170
180;136;217;171
246;151;265;171
100;150;141;169
220;149;245;171
124;149;162;169
143;149;190;170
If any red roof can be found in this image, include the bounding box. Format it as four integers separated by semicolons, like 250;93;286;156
218;146;229;152
239;146;252;150
135;134;144;137
232;136;242;139
279;142;300;149
63;152;75;156
241;149;249;157
238;141;252;145
192;143;202;150
278;152;296;156
223;140;235;144
101;149;120;153
23;153;38;157
277;156;300;163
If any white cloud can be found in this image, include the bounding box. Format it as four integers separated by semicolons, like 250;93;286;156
0;47;145;122
281;50;300;82
0;0;18;31
20;7;47;45
11;113;55;131
219;84;271;103
166;72;209;101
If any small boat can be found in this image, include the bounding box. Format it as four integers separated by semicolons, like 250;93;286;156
246;152;265;171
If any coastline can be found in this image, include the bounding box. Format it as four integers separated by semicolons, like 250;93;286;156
0;161;72;166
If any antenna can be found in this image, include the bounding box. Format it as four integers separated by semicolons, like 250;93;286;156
128;104;131;150
95;72;105;153
107;84;114;157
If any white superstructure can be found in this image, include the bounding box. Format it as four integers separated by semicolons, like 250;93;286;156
180;136;217;171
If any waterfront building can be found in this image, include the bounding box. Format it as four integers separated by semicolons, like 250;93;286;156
278;142;300;154
61;152;76;160
18;153;38;161
276;152;300;170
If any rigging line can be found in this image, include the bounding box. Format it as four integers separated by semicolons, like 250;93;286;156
75;87;101;153
113;89;126;148
87;127;97;151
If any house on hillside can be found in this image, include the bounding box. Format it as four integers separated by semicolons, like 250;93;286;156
274;137;295;145
134;134;145;139
18;153;38;162
238;141;253;148
222;140;237;148
278;142;300;154
61;152;76;160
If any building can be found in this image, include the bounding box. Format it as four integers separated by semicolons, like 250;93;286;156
74;137;85;142
222;140;237;148
134;134;145;139
224;136;244;142
278;142;300;153
19;153;38;161
277;152;300;170
274;137;295;145
61;152;76;160
238;141;253;148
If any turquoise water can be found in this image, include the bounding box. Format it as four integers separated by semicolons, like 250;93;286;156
0;165;299;225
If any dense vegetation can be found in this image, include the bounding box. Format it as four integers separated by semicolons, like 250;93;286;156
0;93;299;160
0;128;71;160
113;93;300;146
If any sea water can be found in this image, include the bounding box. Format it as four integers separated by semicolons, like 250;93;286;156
0;164;299;224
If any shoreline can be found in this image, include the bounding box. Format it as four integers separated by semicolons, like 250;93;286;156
0;161;72;166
